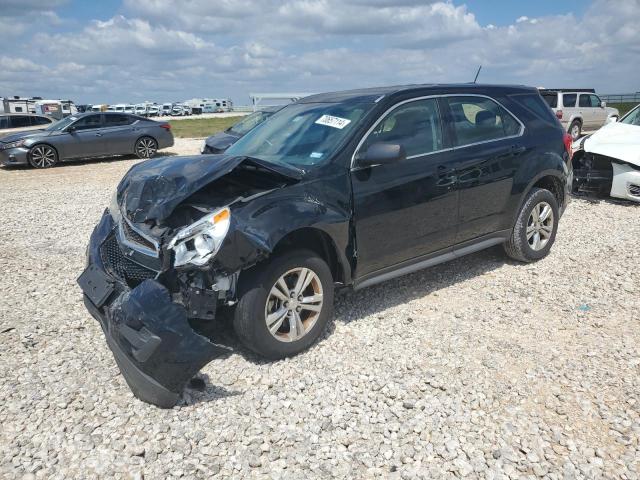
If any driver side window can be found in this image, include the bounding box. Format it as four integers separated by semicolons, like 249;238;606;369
362;98;443;158
73;115;102;131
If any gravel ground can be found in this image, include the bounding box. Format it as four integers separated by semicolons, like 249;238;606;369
1;144;639;480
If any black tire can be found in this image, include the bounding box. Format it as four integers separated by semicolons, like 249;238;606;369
504;188;559;263
233;249;334;360
568;120;582;141
28;144;58;168
135;136;158;159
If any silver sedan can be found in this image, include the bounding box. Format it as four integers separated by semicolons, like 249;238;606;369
0;112;174;168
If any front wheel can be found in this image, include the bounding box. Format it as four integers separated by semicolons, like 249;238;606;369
135;137;158;159
28;144;58;168
233;250;334;359
568;120;582;141
504;188;559;263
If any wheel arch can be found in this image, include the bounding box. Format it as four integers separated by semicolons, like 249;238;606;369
271;227;349;286
512;170;567;226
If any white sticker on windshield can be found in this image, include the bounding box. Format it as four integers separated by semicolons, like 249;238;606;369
310;152;323;159
315;115;351;129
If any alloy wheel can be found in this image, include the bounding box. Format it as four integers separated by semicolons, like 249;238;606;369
264;267;324;342
570;124;581;140
526;201;554;251
30;145;56;168
136;138;157;158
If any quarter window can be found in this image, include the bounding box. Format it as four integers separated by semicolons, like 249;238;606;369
445;96;521;147
361;98;443;158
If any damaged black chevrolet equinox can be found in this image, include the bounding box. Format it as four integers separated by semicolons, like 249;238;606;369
79;84;572;407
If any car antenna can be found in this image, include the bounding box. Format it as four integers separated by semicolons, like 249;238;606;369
473;65;482;84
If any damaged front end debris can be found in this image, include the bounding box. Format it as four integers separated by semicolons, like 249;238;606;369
78;155;303;407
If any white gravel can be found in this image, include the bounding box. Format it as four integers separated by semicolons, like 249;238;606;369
1;145;639;479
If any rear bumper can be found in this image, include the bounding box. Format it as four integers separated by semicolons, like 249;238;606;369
0;147;29;166
78;211;229;407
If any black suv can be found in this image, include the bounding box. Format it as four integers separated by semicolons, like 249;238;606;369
78;84;572;407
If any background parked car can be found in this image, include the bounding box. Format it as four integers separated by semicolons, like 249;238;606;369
162;103;172;116
540;89;619;140
0;114;54;137
201;105;283;154
0;112;173;168
572;103;640;202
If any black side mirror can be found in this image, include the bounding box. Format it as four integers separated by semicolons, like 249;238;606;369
66;125;76;133
356;142;406;167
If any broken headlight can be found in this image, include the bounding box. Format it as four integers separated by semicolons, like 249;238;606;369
108;190;122;223
168;207;230;267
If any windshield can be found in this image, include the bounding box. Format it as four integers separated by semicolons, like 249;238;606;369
228;111;272;136
620;105;640;126
225;102;372;168
44;115;78;131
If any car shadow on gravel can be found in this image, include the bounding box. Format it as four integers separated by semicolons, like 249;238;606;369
186;245;508;404
331;246;507;327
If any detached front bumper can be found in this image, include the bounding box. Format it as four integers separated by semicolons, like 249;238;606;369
78;211;230;408
0;146;29;166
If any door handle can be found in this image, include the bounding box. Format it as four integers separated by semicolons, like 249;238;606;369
95;133;103;137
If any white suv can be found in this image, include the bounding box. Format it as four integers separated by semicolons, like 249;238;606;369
540;89;619;140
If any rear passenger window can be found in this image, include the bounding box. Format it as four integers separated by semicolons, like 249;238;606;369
33;116;52;125
11;116;31;128
363;98;443;158
0;116;8;129
105;114;132;126
445;96;521;147
578;95;591;108
562;94;577;107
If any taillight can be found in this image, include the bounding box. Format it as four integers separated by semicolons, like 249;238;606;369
160;123;171;130
563;133;572;162
556;110;563;120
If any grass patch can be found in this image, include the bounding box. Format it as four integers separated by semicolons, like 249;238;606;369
168;116;244;138
609;102;639;117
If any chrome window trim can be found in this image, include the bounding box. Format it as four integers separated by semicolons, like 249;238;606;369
116;216;160;258
351;93;525;169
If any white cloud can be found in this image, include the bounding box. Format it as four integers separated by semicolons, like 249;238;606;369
1;0;639;104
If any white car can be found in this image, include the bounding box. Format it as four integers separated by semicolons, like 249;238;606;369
572;104;640;202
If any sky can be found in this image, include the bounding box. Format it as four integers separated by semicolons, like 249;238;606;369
1;0;638;106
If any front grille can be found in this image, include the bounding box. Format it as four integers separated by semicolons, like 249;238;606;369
100;235;158;285
122;219;157;252
629;184;640;197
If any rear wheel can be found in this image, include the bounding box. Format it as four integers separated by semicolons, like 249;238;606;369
135;137;158;159
504;188;559;263
233;249;334;359
28;144;58;168
568;120;582;141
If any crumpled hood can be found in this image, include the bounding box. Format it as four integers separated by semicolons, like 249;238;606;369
0;129;50;143
204;131;240;152
118;154;302;224
582;122;640;166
